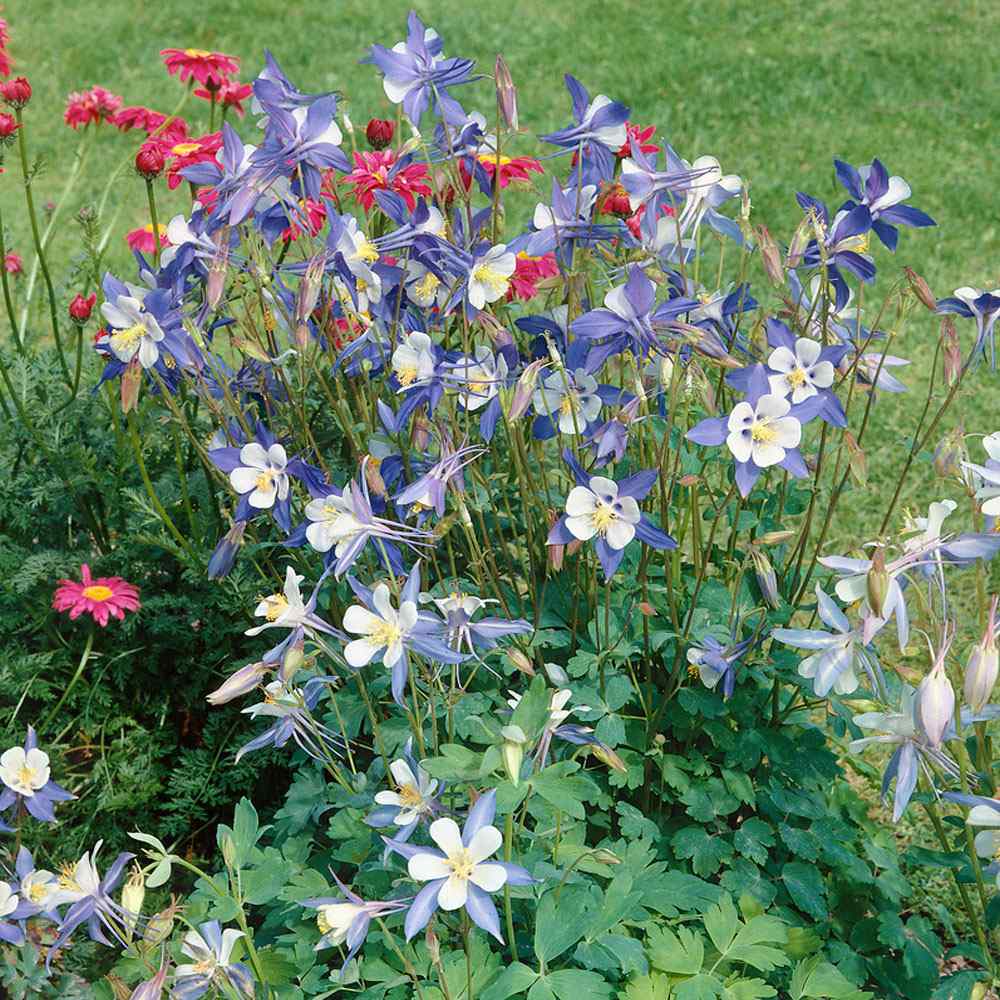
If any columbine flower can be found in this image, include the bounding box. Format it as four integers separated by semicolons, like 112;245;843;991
525;177;616;256
160;48;239;87
0;882;29;946
466;244;516;311
507;688;597;764
532;367;604;438
48;841;135;960
15;847;64;917
547;450;675;579
373;756;440;828
236;676;340;763
303;875;408;973
963;431;1000;516
343;563;466;704
387;789;533;942
52;564;140;626
915;630;955;749
246;567;341;652
174;921;254;999
394;439;484;519
767;336;836;403
937;287;1000;369
100;288;166;368
0;727;74;824
431;592;533;658
771;585;879;697
367;11;474;124
965;596;999;713
687;633;755;700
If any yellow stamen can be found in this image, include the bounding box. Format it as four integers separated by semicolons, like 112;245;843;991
262;594;289;622
351;238;379;264
397;365;419;387
591;501;617;535
397;783;424;808
750;420;777;443
369;619;403;650
414;272;440;300
82;584;114;602
255;470;276;493
786;368;807;389
184;48;213;58
448;848;476;880
110;321;148;354
472;263;509;297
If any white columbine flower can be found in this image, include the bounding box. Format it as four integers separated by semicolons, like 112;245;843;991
392;331;437;388
563;477;640;550
229;442;290;510
0;745;50;797
343;584;417;669
101;294;165;368
176;925;245;979
304;492;365;555
20;868;60;909
407;817;507;910
316;901;364;946
726;394;801;468
767;338;835;403
533;368;602;435
246;567;308;636
375;759;438;825
453;347;507;411
0;883;19;919
467;245;516;310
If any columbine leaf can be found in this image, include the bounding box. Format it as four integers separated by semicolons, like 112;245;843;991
646;924;705;976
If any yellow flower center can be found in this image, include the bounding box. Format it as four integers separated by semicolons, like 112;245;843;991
17;764;38;787
397;783;424;808
163;353;177;369
142;223;167;237
184;48;214;58
82;584;114;602
414;272;440;300
750;419;777;443
591;501;617;534
58;863;81;893
369;619;403;650
448;848;476;881
468;380;489;395
316;909;333;934
27;882;49;904
397;365;419;387
255;470;276;493
262;594;289;622
478;153;512;168
110;321;148;353
351;238;379;264
171;141;202;156
559;394;579;417
786;368;807;388
472;263;509;297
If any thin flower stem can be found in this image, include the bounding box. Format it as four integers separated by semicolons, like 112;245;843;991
41;628;95;731
145;178;162;269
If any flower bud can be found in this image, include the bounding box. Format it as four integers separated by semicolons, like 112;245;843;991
933;425;967;480
757;530;796;546
143;899;180;945
0;77;31;109
280;638;305;681
786;216;812;269
844;431;867;488
965;597;999;713
206;661;269;705
544;661;569;686
206;239;230;311
591;848;622;865
207;520;246;580
294;254;325;347
501;724;528;785
129;959;169;1000
425;925;441;964
507;648;535;676
941;316;962;387
507;358;546;421
135;141;165;179
494;54;519;131
365;118;394;150
917;646;955;749
757;226;783;286
121;866;145;939
68;292;97;325
121;356;143;414
0;112;19;141
591;743;628;773
221;833;237;868
750;547;780;609
865;548;890;619
904;267;937;312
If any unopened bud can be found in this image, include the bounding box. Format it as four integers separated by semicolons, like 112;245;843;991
425;925;441;963
365;118;394;150
786;216;812;269
965;596;999;713
941;316;962;386
543;661;569;686
591;743;628;773
507;648;534;676
917;641;955;748
221;833;236;868
121;866;145;939
844;431;867;487
750;547;780;609
934;425;967;480
143;900;179;945
866;548;890;619
508;358;546;421
280;639;306;681
757;226;784;286
757;530;795;546
591;848;622;865
494;55;519;131
121;356;143;414
500;724;528;785
904;267;937;312
206;236;230;310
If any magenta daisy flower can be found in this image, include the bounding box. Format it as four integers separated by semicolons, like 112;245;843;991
52;565;140;627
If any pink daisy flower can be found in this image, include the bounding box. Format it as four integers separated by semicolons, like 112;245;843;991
194;78;252;117
160;47;239;87
53;564;140;627
64;85;123;130
343;150;432;212
125;223;169;254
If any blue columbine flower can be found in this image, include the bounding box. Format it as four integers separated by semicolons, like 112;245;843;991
687;633;756;700
367;11;475;124
936;286;1000;369
834;157;935;251
385;789;534;942
174;921;255;999
546;449;675;579
0;726;75;824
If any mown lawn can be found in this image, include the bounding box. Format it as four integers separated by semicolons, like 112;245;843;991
4;0;1000;932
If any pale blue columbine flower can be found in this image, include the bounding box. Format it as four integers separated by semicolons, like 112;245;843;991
835;157;935;251
245;566;342;659
174;921;254;999
937;286;1000;368
342;561;467;705
385;789;533;942
236;675;340;763
0;879;29;946
13;847;63;919
523;177;616;256
0;727;75;824
303;872;409;974
367;740;441;843
962;432;1000;518
546;449;675;580
429;592;533;658
395;439;485;519
772;585;880;698
687;634;755;701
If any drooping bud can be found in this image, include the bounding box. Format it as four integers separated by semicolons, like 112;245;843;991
917;636;955;748
843;431;867;488
0;77;31;109
786;216;813;269
757;529;796;546
207;520;247;580
294;254;325;348
280;638;306;682
128;957;169;1000
135;141;166;179
865;547;890;619
933;425;967;480
121;356;143;413
365;118;394;150
904;267;937;312
965;596;999;713
500;724;528;785
494;55;518;131
68;292;97;325
544;661;569;686
507;648;534;676
143;898;180;945
507;358;546;421
591;743;628;773
757;226;783;286
121;866;146;940
750;547;780;609
425;925;441;964
207;661;269;705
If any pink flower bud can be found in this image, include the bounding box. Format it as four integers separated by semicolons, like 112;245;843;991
494;54;518;131
917;638;955;748
0;76;31;109
68;292;96;325
206;661;270;705
507;358;546;421
135;141;166;179
965;597;999;713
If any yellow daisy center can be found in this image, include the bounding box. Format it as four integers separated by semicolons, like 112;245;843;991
82;584;114;602
478;153;512;168
184;48;214;58
171;141;203;156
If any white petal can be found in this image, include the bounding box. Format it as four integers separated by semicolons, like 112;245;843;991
466;825;502;864
437;874;468;910
469;862;507;892
343;605;380;636
239;442;269;469
408;853;452;881
344;638;376;668
767;346;797;373
726;430;753;464
429;817;464;857
752;441;785;468
605;519;636;550
795;338;822;366
230;467;260;494
389;759;417;788
754;394;791;419
565;514;598;541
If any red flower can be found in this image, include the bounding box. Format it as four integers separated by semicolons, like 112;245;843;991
135;141;166;179
194;78;252;116
53;564;140;627
0;112;18;140
113;106;188;144
507;252;559;302
0;76;30;109
598;182;632;218
160;47;239;87
280;198;327;241
165;131;223;190
365;118;395;150
0;19;11;78
344;149;432;212
4;251;22;275
68;292;97;324
616;122;659;160
64;85;123;130
469;151;543;190
126;224;169;253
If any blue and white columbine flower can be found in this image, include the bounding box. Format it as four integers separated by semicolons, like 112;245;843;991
174;921;254;999
937;286;1000;368
0;727;75;824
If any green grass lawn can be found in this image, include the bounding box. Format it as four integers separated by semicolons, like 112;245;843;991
4;0;1000;935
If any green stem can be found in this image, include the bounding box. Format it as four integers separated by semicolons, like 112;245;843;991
145;178;162;269
41;628;94;730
